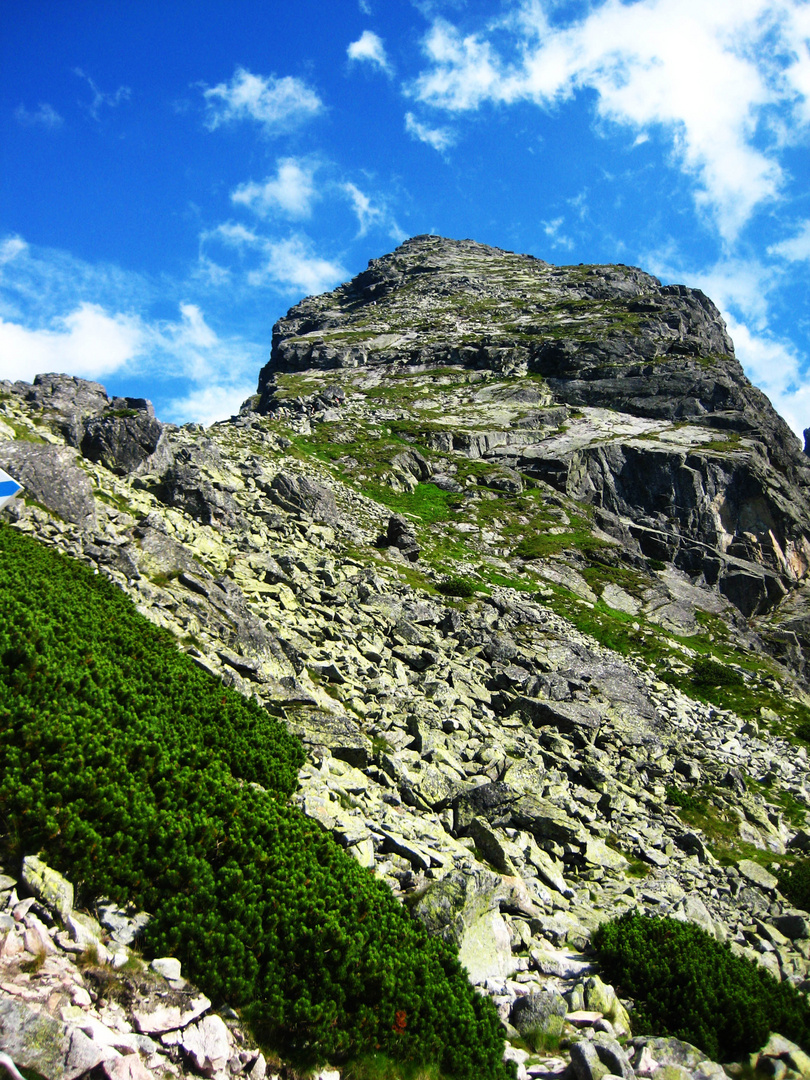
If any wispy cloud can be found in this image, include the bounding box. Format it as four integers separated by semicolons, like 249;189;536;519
200;67;323;135
347;30;392;74
0;237;28;267
768;220;810;263
404;111;455;153
246;235;347;294
206;223;345;294
74;68;131;120
14;103;63;129
542;218;574;250
410;1;810;239
342;182;383;235
232;158;319;219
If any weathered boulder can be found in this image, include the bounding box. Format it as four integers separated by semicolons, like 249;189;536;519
16;372;110;445
265;471;340;524
81;399;171;475
157;462;238;527
21;854;74;920
412;867;513;983
510;988;567;1041
0;442;97;526
0;997;112;1080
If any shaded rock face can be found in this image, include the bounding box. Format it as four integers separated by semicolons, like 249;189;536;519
255;235;810;618
81;402;171;476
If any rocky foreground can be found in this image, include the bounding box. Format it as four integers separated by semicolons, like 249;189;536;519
4;236;810;1078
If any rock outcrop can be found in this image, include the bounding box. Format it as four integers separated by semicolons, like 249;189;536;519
254;235;810;630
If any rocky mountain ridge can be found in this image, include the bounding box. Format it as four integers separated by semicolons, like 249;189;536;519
4;235;810;1078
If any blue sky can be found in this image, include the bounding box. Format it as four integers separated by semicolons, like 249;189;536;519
2;1;810;433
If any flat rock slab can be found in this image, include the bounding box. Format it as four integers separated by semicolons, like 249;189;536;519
132;992;211;1034
737;858;779;892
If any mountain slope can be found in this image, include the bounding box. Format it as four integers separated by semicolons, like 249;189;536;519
3;235;810;1075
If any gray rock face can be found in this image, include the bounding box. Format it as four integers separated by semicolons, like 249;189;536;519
0;442;97;526
17;372;110;445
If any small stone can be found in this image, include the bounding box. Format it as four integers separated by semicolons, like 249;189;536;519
151;957;182;981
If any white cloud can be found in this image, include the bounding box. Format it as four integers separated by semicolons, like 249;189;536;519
347;30;392;73
232;158;318;219
644;249;779;330
342;182;383;235
194;255;232;286
542;217;574;249
14;103;63;128
411;0;810;238
0;303;145;383
201;67;323;135
0;237;28;267
724;314;807;438
405;111;455;152
209;222;262;249
768;220;810;262
74;68;131;120
247;236;346;295
167;382;257;427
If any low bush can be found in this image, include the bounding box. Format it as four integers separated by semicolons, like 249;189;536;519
691;656;744;688
436;577;476;598
665;786;706;812
777;860;810;913
592;912;810;1061
0;524;511;1080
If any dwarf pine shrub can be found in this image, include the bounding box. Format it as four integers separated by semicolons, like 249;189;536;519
0;524;511;1080
593;912;810;1061
777;860;810;913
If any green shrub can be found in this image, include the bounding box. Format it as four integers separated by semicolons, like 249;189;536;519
795;721;810;744
691;656;744;688
592;912;810;1060
777;860;810;913
665;786;706;812
436;577;476;598
0;524;511;1080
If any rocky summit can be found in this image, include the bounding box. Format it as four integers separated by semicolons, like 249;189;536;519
4;234;810;1079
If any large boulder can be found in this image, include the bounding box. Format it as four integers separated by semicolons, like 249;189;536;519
412;867;512;984
81;399;172;475
16;373;110;445
264;471;340;524
0;442;97;527
0;997;112;1079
